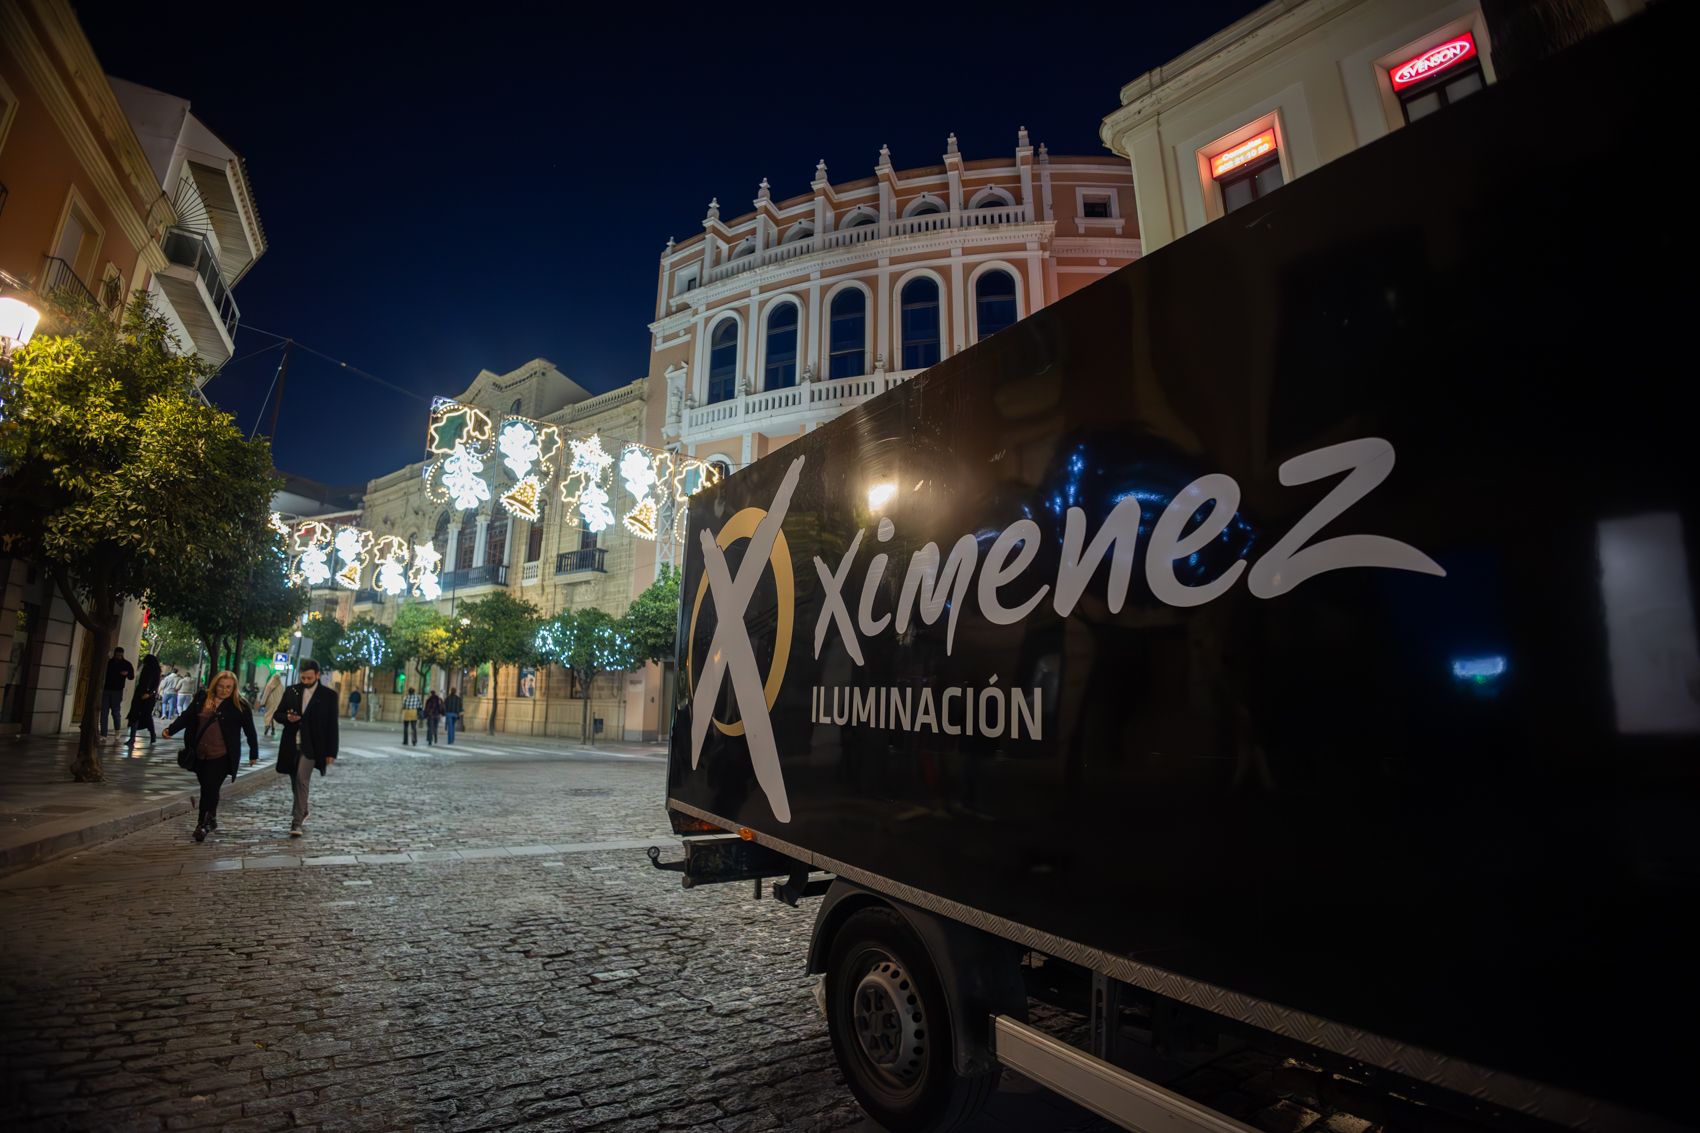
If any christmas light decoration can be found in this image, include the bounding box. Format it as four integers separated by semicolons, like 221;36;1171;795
562;434;615;529
410;541;443;601
500;476;543;522
427;399;492;455
291;522;334;587
579;482;615;533
372;536;410;596
498;420;542;478
333;527;373;590
441;442;491;510
268;512;292;538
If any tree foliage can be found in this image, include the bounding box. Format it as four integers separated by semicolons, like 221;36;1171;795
535;607;637;744
142;615;202;669
388;601;447;671
0;297;280;780
460;592;540;733
623;565;682;666
335;616;393;680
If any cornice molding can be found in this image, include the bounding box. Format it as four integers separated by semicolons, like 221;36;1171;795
0;0;170;272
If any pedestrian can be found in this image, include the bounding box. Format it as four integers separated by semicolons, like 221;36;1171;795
443;686;463;745
124;653;163;753
99;647;134;738
272;658;339;838
258;671;285;739
423;690;443;746
163;669;257;842
157;668;179;719
400;687;422;746
347;687;362;721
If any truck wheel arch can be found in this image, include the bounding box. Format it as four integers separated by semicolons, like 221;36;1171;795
809;878;1027;1076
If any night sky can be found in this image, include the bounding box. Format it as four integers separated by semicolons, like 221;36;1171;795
78;0;1262;488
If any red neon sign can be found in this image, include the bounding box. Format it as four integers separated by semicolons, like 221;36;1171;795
1390;33;1477;91
1211;130;1277;179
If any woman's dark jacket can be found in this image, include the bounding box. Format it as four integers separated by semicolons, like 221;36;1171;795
127;667;162;727
169;693;259;780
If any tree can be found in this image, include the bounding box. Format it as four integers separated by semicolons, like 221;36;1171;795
299;612;345;672
535;607;637;745
0;297;278;781
152;530;307;682
623;565;682;665
142;615;202;670
335;616;392;690
459;592;541;734
389;601;451;686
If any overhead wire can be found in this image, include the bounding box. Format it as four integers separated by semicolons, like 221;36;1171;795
238;324;430;403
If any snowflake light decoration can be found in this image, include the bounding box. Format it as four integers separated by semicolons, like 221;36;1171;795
410;541;443;601
498;420;542;479
372;536;410;596
268;512;292;538
441;442;491;510
561;434;614;528
579;482;614;533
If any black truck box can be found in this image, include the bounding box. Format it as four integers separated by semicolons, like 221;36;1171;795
669;9;1699;1128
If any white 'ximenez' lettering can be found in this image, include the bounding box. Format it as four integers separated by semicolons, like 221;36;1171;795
811;679;1042;740
813;437;1444;661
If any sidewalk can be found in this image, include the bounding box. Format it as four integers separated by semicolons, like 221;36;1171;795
0;731;279;877
0;726;669;877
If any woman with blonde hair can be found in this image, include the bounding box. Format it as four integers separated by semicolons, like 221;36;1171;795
258;671;285;738
165;669;258;842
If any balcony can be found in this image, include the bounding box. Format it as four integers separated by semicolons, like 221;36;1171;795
441;563;507;591
156;226;240;365
675;369;922;446
555;548;607;576
701;204;1035;287
37;256;96;308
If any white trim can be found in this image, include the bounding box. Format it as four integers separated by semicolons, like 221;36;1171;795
1193;107;1294;227
967;185;1016;209
781;221;815;245
967;260;1025;344
50;184;105;283
1365;7;1495;136
0;72;19;156
702;311;744;404
756;294;805;392
822;279;874;378
892;267;949;370
841;205;879;229
903;192;947;218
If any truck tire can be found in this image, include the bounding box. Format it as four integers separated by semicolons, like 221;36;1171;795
824;905;998;1131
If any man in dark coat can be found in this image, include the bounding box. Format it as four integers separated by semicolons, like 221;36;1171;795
272;658;339;837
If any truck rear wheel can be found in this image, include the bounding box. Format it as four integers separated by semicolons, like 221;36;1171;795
824;906;998;1131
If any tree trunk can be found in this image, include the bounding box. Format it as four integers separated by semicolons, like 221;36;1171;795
580;680;592;746
487;661;499;734
233;626;247;687
69;616;118;781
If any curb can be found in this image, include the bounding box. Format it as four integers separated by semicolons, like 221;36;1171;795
0;768;280;879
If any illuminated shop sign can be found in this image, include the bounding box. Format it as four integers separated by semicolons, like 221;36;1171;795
1390;34;1477;92
1211;130;1277;179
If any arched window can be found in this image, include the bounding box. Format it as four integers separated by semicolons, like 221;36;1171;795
828;290;866;379
764;303;799;389
433;511;450;551
509;397;523;414
730;238;755;259
455;518;477;571
909;198;942;216
900;278;942;370
975;270;1019;341
974;189;1014;209
485;512;509;567
708;321;738;403
844;209;876;229
526;500;547;563
782;223;814;245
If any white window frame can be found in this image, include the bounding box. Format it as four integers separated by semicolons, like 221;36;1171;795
701;311;745;403
842;205;879;228
1195;111;1291;226
893;267;949;372
968;261;1026;344
822;279;874;379
756;295;805;392
50;185;105;283
967;186;1016;209
1372;12;1496;133
903;193;946;218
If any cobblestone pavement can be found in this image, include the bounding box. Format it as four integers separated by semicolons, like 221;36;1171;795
0;734;1122;1132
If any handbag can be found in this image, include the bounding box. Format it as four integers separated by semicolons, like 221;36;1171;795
177;744;195;771
402;708;418;722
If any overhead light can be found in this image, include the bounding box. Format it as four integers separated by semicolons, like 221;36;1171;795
0;295;42;359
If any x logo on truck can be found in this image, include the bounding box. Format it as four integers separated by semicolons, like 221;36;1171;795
686;456;802;823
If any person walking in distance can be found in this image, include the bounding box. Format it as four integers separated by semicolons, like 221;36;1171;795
400;687;422;746
423;690;444;746
258;671;285;739
347;687;362;721
125;653;163;753
443;687;463;745
164;669;257;842
273;659;339;837
100;647;134;738
157;668;179;720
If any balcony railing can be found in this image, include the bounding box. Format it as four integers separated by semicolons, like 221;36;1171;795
441;564;507;590
701;204;1035;285
681;369;921;436
556;548;607;575
161;226;240;340
38;256;95;307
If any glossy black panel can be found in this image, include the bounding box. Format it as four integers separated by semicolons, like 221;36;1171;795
671;9;1699;1120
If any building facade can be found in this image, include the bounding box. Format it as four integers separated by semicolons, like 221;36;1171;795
1099;0;1641;254
0;0;264;734
338;359;665;741
646;131;1140;488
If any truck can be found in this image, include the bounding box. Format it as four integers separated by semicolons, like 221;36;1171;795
653;8;1698;1131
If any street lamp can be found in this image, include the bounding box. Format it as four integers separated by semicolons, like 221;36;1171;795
0;293;42;365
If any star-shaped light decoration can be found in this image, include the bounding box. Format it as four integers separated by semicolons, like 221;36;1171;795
500;476;542;522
